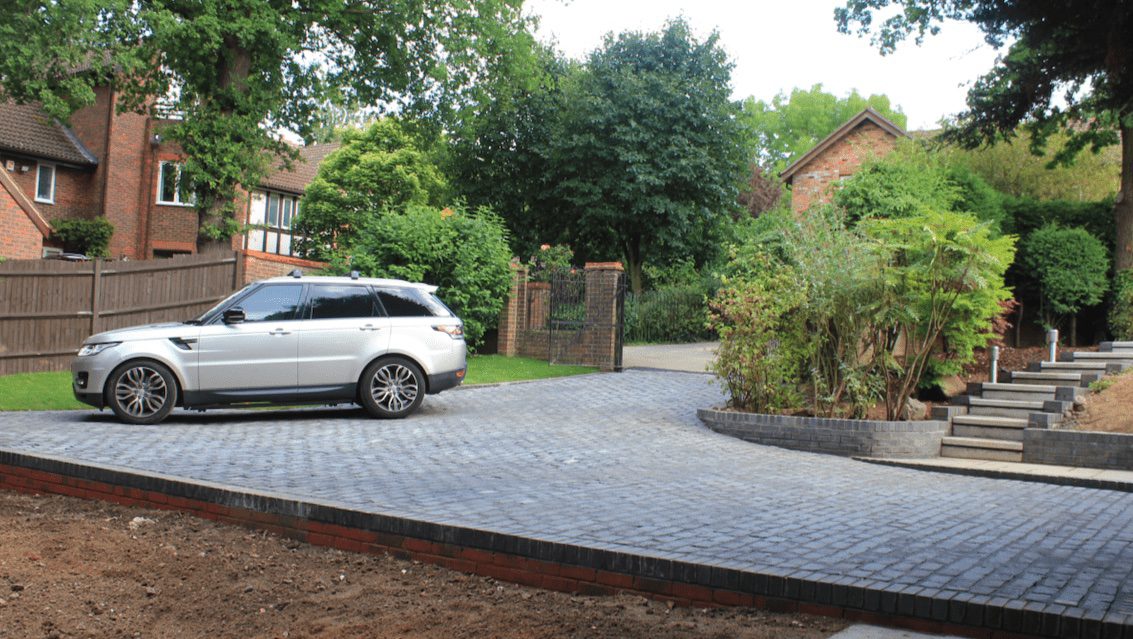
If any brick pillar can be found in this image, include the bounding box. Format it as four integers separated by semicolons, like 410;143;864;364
584;262;624;372
497;264;527;356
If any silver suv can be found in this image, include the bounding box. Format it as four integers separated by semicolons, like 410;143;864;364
71;272;467;424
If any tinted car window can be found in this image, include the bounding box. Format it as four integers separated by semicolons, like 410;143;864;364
234;284;303;322
308;285;380;319
377;288;445;317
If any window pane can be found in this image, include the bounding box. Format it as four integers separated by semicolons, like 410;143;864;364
177;167;193;204
308;285;378;319
234;284;302;322
36;165;54;201
159;163;176;203
267;194;279;226
376;288;439;317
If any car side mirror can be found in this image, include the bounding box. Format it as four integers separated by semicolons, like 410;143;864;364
223;308;246;324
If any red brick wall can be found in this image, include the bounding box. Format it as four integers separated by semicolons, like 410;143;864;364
242;250;325;283
790;121;897;213
103;103;154;259
0;181;44;259
1;156;100;223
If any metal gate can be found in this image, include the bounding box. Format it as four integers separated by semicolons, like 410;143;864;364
548;269;626;370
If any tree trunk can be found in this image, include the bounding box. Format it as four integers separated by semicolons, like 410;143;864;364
1115;122;1133;271
623;238;644;295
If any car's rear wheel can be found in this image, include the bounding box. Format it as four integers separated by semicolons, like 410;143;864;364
106;361;177;425
360;357;425;419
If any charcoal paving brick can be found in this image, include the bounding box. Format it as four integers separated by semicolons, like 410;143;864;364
3;370;1133;634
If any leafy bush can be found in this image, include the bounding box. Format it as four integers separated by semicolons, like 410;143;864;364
1020;224;1109;327
1109;269;1133;340
1002;196;1114;247
709;257;808;413
524;243;573;282
333;205;512;351
50;218;114;257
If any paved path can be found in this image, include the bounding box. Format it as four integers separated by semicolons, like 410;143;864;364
3;370;1133;628
622;342;717;372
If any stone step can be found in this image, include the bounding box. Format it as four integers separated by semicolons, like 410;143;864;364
1006;371;1093;387
950;415;1027;442
965;397;1048;419
940;436;1024;463
1067;352;1133;362
1100;341;1133;352
1037;361;1111;371
975;382;1057;401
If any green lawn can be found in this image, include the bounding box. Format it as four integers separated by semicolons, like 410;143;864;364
0;356;595;412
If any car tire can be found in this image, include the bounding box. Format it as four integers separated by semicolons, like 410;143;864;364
106;360;178;425
360;357;425;419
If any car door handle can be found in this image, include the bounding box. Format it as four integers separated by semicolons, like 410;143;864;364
360;324;382;332
268;328;291;336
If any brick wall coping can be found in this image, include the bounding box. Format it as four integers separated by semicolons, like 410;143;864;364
698;408;949;459
1;447;1119;638
583;261;623;271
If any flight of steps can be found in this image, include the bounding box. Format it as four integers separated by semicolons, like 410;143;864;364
935;342;1133;462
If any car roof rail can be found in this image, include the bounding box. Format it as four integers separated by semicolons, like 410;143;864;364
350;270;360;280
289;269;302;278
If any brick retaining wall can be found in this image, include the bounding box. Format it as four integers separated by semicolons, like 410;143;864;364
698;409;949;458
2;450;1113;638
1023;429;1133;471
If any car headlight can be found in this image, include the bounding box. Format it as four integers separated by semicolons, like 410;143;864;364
432;324;464;339
77;342;120;357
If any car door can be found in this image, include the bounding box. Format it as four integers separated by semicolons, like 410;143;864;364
195;283;303;400
297;284;390;394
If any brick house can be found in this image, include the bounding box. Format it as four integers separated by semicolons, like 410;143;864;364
0;91;333;279
780;107;908;213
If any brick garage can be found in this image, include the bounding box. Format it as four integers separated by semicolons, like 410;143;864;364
781;108;908;213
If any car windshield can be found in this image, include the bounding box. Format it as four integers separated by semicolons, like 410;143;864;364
189;284;255;324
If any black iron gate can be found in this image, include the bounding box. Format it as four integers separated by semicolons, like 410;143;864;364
548;269;626;370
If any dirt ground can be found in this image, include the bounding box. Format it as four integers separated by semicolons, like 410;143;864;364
0;490;848;639
1065;369;1133;433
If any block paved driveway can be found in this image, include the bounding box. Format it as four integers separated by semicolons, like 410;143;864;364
3;370;1133;622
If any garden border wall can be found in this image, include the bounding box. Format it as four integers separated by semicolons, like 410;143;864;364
1023;429;1133;470
697;409;949;459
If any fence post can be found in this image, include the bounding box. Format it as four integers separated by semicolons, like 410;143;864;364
583;262;624;372
89;259;102;335
233;250;245;289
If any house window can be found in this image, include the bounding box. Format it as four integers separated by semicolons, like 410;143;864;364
245;190;302;257
35;163;55;204
157;161;196;206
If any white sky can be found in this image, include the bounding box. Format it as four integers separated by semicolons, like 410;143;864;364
524;0;1004;131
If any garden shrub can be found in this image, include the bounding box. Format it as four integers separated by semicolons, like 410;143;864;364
1002;196;1114;247
334;205;512;351
1020;224;1109;328
50;218;114;257
524;243;573;282
1109;269;1133;340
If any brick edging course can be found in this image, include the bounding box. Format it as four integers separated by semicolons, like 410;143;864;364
2;449;1130;638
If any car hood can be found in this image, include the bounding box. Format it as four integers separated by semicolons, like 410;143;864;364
83;322;197;344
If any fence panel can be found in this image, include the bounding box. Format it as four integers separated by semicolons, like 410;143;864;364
0;252;241;375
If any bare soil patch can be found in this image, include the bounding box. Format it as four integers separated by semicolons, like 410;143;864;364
1065;370;1133;434
0;490;846;639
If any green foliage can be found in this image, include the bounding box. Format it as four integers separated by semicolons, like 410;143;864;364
1001;197;1115;248
334;205;512;351
1109;270;1133;340
463;355;595;385
296;119;448;259
50;218;114;258
943;130;1120;202
1021;225;1110;327
0;372;86;411
625;287;715;344
523;244;574;283
0;0;530;247
709;256;808;413
740;84;907;172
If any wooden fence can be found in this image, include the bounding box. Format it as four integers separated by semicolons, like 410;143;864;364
0;251;244;375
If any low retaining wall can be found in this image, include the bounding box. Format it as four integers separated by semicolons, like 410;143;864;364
697;409;949;459
1023;429;1133;471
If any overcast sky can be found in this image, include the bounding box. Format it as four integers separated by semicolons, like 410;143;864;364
524;0;1003;131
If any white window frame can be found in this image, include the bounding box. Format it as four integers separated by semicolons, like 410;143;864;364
35;163;56;204
156;161;197;206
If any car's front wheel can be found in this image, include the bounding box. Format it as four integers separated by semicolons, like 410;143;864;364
106;360;177;425
360;357;425;419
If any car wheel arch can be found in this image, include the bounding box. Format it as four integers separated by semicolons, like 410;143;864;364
104;357;187;407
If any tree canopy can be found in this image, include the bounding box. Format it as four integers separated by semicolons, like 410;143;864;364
836;0;1133;269
0;0;529;246
740;84;907;173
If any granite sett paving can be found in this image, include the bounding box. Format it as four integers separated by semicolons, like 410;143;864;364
3;369;1133;634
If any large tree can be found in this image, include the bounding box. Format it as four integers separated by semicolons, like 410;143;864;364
836;0;1133;270
740;84;907;173
550;19;747;293
0;0;528;249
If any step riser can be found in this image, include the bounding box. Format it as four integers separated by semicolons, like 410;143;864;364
940;446;1023;463
1039;363;1109;371
1008;374;1088;387
969;406;1043;419
980;390;1055;401
951;424;1025;442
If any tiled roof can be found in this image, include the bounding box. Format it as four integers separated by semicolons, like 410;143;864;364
258;142;341;195
0;102;98;167
779;107;908;183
